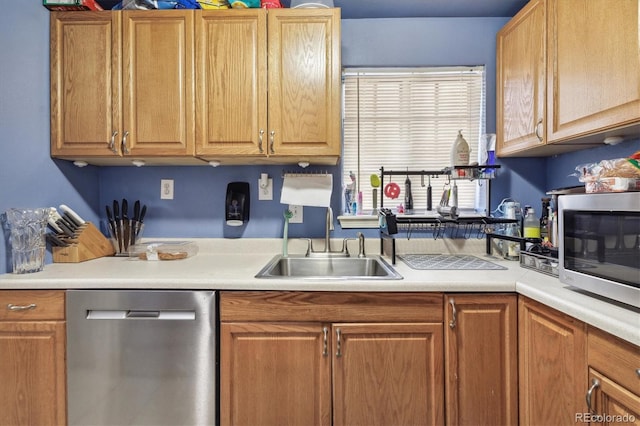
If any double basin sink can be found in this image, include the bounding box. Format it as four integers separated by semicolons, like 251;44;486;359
255;255;402;280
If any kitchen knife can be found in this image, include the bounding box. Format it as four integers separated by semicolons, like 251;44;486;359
47;233;69;247
105;205;117;239
113;200;122;253
131;200;140;247
136;204;147;238
47;208;64;234
62;212;79;232
56;218;75;238
59;204;86;227
122;199;130;251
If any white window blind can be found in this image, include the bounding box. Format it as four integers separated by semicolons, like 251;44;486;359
342;66;487;213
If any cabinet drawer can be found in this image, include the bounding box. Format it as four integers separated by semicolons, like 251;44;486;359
220;291;443;322
588;326;640;394
0;290;65;321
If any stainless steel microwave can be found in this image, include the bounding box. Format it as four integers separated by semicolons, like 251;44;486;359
558;192;640;308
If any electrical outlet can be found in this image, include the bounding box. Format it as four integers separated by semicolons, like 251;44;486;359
258;178;273;200
161;179;174;200
289;205;303;223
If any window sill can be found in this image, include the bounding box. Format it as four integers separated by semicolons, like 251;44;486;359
337;215;379;229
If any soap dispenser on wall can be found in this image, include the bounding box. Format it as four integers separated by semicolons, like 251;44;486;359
226;182;250;226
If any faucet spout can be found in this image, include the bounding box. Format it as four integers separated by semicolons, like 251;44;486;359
324;207;333;252
357;232;366;258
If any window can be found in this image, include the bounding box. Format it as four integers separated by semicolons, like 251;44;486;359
342;66;487;216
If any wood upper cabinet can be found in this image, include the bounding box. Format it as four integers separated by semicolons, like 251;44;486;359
546;0;640;143
444;294;518;426
496;0;546;156
0;291;66;426
586;327;640;425
497;0;640;157
219;291;444;426
195;10;267;158
51;11;198;165
196;8;341;165
518;296;587;425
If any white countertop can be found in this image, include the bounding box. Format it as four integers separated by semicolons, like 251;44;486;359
1;238;638;346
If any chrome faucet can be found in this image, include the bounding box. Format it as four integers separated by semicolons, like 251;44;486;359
305;207;352;257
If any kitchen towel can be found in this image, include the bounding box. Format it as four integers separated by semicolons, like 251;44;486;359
280;174;333;207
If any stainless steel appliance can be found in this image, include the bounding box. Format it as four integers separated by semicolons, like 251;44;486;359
558;192;640;308
66;290;217;426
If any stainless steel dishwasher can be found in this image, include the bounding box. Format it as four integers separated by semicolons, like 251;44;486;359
66;290;217;426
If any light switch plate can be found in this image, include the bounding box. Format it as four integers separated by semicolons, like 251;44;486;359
289;205;303;223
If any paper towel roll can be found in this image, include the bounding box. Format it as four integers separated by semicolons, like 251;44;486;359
280;174;333;207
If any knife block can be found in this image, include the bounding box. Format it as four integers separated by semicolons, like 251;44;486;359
52;222;115;263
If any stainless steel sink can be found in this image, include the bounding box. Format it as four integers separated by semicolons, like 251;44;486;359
255;255;403;280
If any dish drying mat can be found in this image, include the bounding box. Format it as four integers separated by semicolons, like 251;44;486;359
399;254;507;270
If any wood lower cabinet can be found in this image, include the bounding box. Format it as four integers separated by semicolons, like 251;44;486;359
518;296;587;425
332;322;443;426
0;290;66;426
586;327;640;425
219;291;444;426
444;294;518;426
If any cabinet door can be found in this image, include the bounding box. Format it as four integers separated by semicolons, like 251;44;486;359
122;11;195;157
0;321;66;426
50;12;121;158
332;323;444;426
220;322;331;426
547;0;640;142
267;9;341;159
444;294;518;426
496;0;546;156
519;296;587;425
588;369;640;425
195;10;267;158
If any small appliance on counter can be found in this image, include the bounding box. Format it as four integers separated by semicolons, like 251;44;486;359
558;192;640;308
226;182;250;226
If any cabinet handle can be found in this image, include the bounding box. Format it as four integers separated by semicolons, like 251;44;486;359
258;129;264;154
269;130;275;154
636;369;640;378
121;131;130;155
586;378;600;415
448;298;457;329
535;118;543;142
109;131;119;154
7;303;37;311
322;326;328;357
335;328;342;357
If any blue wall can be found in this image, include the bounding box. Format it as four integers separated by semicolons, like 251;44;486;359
1;3;637;274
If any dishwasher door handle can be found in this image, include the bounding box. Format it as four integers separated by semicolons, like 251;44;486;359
86;310;196;320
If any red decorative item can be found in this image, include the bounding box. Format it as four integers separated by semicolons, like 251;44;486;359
384;182;401;199
261;0;282;8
